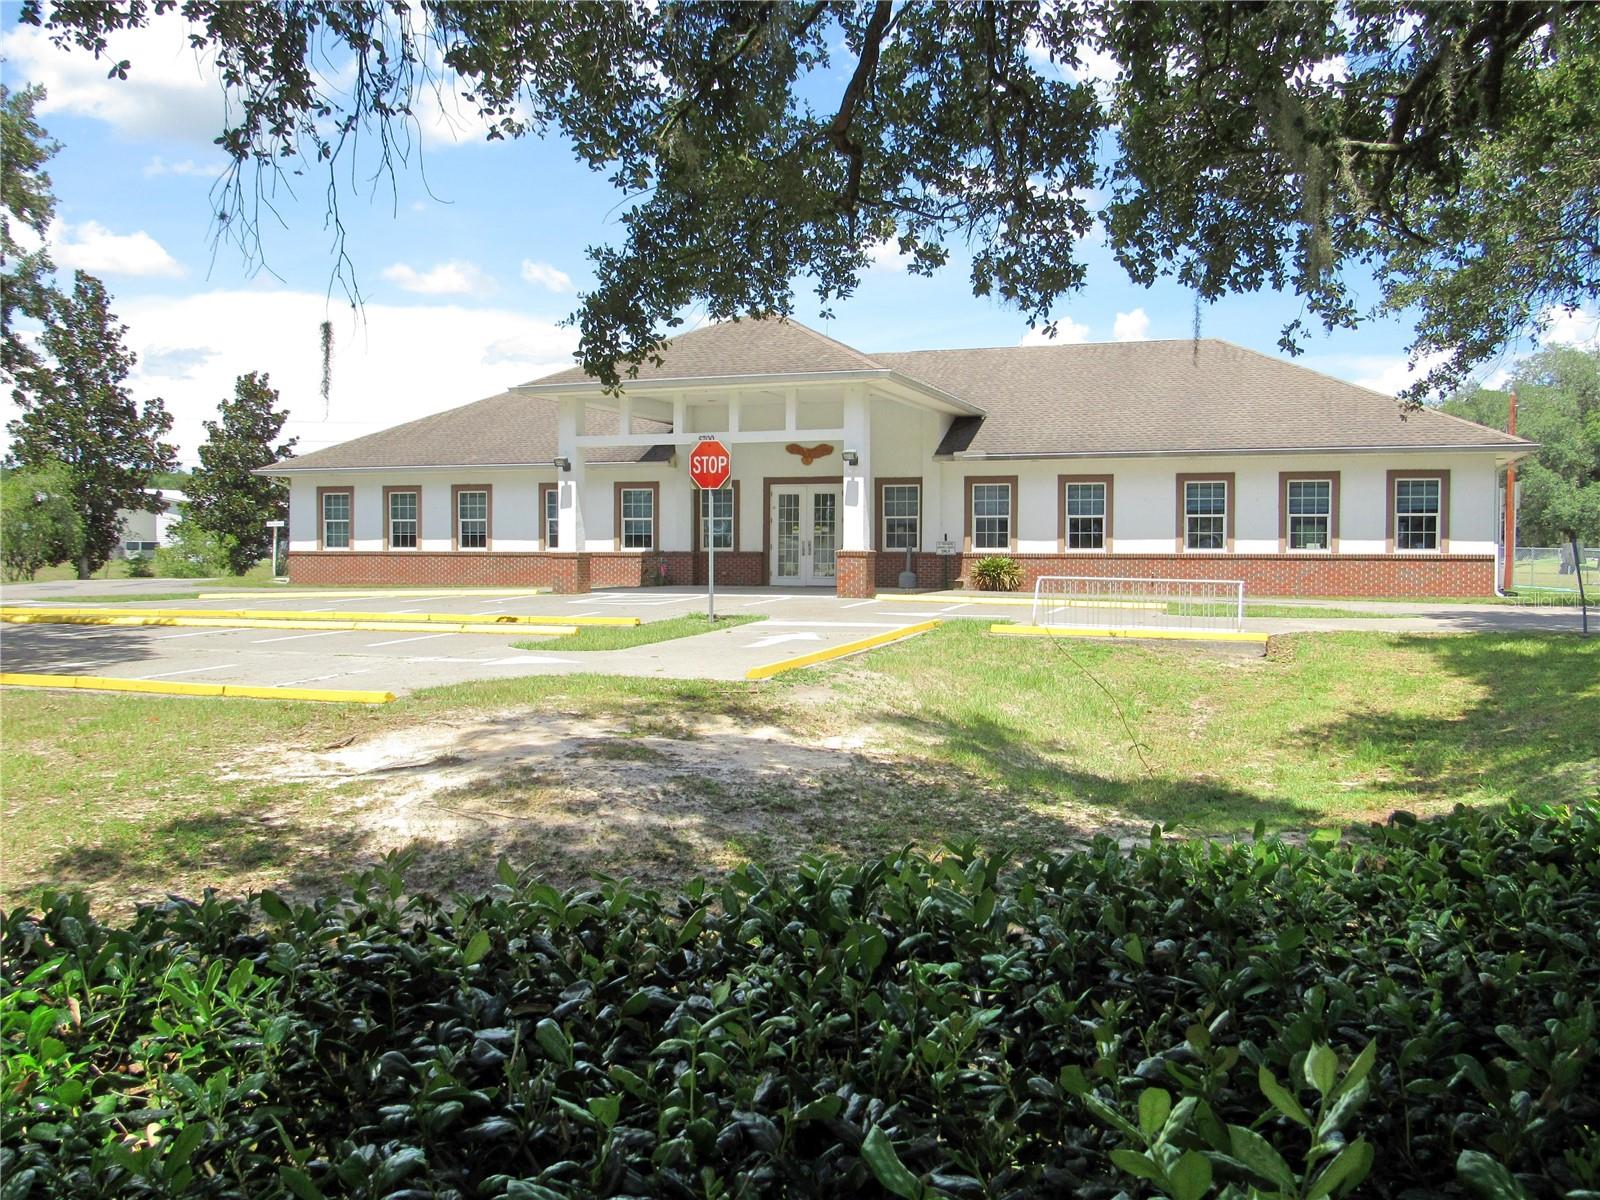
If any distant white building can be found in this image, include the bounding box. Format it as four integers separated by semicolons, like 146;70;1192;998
116;489;187;557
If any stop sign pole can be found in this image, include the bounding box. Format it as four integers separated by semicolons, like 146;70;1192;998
688;437;732;620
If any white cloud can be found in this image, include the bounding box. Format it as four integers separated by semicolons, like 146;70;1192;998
864;239;911;272
1540;305;1600;350
54;220;185;278
1112;308;1150;341
143;157;220;179
1351;348;1454;396
520;260;573;292
380;259;494;297
2;289;579;462
1020;318;1090;346
0;15;229;145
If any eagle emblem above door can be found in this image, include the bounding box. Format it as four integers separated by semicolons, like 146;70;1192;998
784;442;834;466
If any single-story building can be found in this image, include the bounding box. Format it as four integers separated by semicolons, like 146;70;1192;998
264;318;1535;598
116;488;187;557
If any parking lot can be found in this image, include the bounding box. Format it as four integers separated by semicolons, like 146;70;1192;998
0;587;961;693
1;582;1585;698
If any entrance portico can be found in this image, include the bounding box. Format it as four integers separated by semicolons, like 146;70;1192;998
522;363;978;596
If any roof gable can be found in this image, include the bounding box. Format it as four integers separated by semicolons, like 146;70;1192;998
525;317;887;386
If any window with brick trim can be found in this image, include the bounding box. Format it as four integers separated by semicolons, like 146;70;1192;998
387;490;418;549
881;483;920;551
321;490;351;549
456;489;489;549
620;487;655;549
1064;481;1107;549
1395;477;1441;550
1184;479;1228;550
1286;479;1332;550
972;483;1011;550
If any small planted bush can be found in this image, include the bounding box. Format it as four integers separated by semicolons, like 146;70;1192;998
969;555;1023;591
2;804;1597;1199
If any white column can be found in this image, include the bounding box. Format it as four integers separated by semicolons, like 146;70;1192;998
922;410;944;551
557;396;587;551
784;388;798;431
842;385;872;552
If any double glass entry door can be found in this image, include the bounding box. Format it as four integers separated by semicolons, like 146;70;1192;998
771;486;839;586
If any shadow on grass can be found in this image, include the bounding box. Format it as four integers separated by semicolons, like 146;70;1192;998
1291;632;1599;809
878;708;1321;832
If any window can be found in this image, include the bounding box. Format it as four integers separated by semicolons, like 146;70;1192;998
881;483;920;551
1286;480;1332;550
700;487;734;550
971;482;1012;551
456;489;489;549
1064;480;1107;550
387;490;418;549
321;490;351;549
620;486;655;549
1183;479;1229;550
1395;477;1441;550
542;484;559;549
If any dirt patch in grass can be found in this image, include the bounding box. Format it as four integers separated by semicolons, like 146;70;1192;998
237;707;1133;897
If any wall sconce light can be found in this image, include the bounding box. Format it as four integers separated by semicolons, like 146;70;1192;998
841;449;860;467
553;455;572;473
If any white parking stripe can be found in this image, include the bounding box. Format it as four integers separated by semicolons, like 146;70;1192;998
764;619;903;628
143;664;238;679
155;629;226;640
365;632;452;647
842;599;881;609
277;668;374;686
939;603;973;612
249;630;346;644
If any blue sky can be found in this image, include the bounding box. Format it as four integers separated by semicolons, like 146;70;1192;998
3;9;1577;464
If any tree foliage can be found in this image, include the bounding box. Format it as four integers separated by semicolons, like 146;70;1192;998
5;271;177;577
1;80;61;402
1441;346;1600;544
16;1;1598;395
186;371;296;575
0;459;82;581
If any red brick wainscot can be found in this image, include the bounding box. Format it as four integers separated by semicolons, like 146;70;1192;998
836;550;879;598
289;551;595;592
952;553;1497;599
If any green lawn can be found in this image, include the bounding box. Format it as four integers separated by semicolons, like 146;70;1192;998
3;628;1594;910
515;612;762;651
18;560;281;586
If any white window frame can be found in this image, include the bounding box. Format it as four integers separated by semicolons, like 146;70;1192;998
321;490;352;551
1395;477;1441;551
387;490;419;550
1286;479;1332;551
971;482;1012;552
881;483;920;552
620;486;655;551
456;489;489;551
543;486;559;550
1064;481;1107;550
1184;480;1229;551
700;486;734;551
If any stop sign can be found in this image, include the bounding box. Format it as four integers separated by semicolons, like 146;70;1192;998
688;438;732;490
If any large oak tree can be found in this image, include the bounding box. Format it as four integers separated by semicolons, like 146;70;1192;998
20;1;1598;395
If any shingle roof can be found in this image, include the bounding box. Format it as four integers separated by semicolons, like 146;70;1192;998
269;390;668;471
268;320;1531;472
527;317;886;385
874;339;1531;456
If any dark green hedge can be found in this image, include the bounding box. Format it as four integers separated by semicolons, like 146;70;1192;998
3;803;1597;1199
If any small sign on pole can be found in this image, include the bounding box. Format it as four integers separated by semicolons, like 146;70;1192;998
266;519;286;580
688;437;733;620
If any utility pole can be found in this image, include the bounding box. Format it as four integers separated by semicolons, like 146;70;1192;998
1502;386;1519;593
